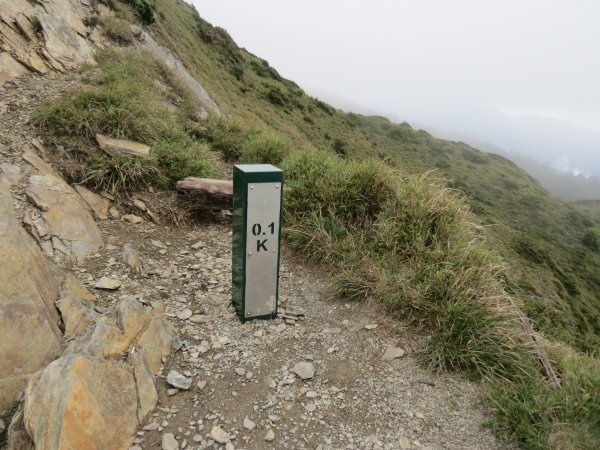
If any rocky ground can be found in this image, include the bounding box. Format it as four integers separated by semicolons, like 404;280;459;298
0;73;509;450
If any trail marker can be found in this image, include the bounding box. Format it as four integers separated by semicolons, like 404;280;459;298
232;164;283;322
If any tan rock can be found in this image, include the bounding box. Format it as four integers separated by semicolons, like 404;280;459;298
14;48;48;74
55;274;98;339
22;149;60;178
64;317;129;358
133;316;175;374
74;185;110;220
94;276;121;290
27;174;102;260
123;214;143;224
14;13;39;42
0;162;22;185
0;375;31;413
96;134;150;158
23;354;138;450
6;403;35;450
116;296;152;341
0;181;62;409
0;52;28;85
129;351;157;423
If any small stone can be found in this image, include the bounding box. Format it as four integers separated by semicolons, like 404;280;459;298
197;380;207;390
305;402;317;412
305;390;318;399
189;314;213;323
133;199;146;211
123;214;143;224
94;276;122;290
109;206;121;219
167;388;179;396
192;434;202;443
190;241;204;250
167;370;192;390
225;442;234;450
234;367;246;376
245;371;253;380
264;429;275;442
143;422;160;431
382;346;406;361
415;412;425;419
275;323;286;333
254;329;264;338
176;309;193;320
129;446;143;450
243;416;256;431
364;323;378;330
162;433;179;450
292;361;315;380
399;436;411;449
210;425;231;444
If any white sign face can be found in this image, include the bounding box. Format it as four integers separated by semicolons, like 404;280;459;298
244;182;281;317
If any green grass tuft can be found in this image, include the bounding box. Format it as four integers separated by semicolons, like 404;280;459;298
100;17;136;45
283;149;533;380
32;49;216;191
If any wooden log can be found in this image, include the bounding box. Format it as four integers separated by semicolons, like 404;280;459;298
176;177;233;210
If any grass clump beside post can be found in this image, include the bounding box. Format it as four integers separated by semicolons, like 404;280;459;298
32;49;215;191
282;149;534;380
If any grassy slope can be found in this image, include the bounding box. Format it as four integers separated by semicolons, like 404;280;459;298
145;0;600;352
24;1;600;448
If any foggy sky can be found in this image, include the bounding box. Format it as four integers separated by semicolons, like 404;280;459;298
192;0;600;172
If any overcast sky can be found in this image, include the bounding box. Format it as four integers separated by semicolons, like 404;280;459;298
192;1;600;174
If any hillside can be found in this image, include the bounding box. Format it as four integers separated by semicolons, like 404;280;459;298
137;0;600;353
2;0;600;449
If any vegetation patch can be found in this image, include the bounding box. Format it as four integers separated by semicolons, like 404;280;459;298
489;354;600;449
100;17;136;45
283;149;534;380
33;49;215;191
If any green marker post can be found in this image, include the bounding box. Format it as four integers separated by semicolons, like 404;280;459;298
232;164;283;322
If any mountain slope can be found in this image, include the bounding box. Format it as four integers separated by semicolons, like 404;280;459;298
141;0;600;352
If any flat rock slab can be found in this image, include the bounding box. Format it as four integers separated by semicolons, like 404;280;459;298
96;134;150;158
292;361;315;380
382;346;406;361
166;370;192;390
27;174;102;260
94;276;122;290
210;425;231;444
74;185;110;220
0;181;62;409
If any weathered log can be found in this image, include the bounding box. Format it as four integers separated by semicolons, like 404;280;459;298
176;177;233;210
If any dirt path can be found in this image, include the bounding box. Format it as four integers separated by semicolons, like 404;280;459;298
0;73;508;450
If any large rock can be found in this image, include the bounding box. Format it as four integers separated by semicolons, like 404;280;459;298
55;274;98;339
26;173;102;260
132;316;175;374
23;354;138;450
73;185;110;220
96;134;150;158
0;53;28;85
0;181;62;409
